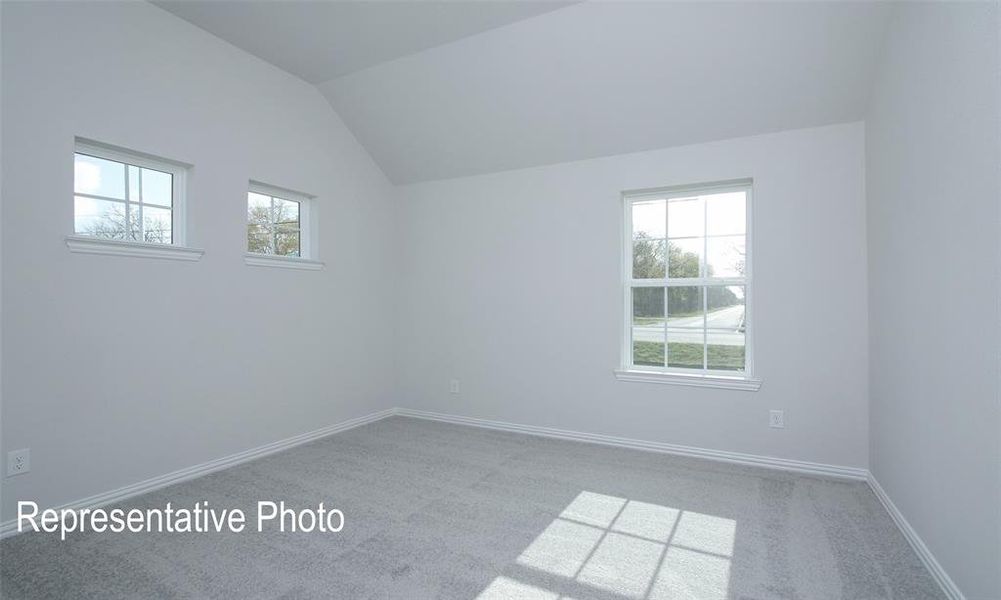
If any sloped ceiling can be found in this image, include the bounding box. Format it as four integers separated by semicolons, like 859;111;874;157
320;1;892;183
157;1;893;185
153;0;575;82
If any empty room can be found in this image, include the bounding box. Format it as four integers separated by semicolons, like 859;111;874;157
0;1;998;599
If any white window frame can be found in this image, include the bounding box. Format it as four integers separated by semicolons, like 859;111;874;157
244;181;323;271
614;179;761;391
66;138;202;262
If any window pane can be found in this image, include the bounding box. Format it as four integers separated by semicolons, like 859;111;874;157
248;222;270;237
632;287;664;367
633;340;664;368
667;286;703;327
632;200;665;239
142;205;172;244
248;230;272;254
667;239;702;278
706;235;745;278
667;329;705;370
667;197;703;238
74;196;127;238
706;286;745;371
633;238;665;279
706;285;745;330
128;165;140;201
706;191;745;236
275;229;301;257
708;329;744;371
248;193;271;226
274;198;300;226
74;154;125;199
141;168;172;207
128;203;141;241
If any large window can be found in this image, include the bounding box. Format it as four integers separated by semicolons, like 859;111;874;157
622;181;753;382
73;141;186;245
247;183;310;258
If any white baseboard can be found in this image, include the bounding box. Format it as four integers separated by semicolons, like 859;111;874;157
0;408;397;539
395;408;868;480
866;473;965;600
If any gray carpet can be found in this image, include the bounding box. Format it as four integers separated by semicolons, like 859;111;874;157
0;416;944;599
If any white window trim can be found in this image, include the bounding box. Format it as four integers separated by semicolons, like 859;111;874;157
613;368;762;391
617;178;760;391
244;253;323;271
66;235;204;262
245;180;323;270
72;139;191;250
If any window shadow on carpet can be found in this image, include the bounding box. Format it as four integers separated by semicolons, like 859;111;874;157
476;491;735;600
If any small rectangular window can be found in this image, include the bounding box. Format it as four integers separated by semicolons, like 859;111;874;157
623;181;752;378
73;141;186;245
247;183;312;259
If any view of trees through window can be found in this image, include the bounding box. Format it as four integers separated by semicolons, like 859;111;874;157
247;191;301;257
628;190;748;373
73;153;173;244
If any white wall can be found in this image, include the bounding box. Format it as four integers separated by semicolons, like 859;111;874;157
0;0;5;524
397;122;869;469
0;2;396;523
866;3;1001;599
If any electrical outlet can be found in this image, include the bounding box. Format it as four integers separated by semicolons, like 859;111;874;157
7;449;30;476
769;410;785;429
449;379;460;394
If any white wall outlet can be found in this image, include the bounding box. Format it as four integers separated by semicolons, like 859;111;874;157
7;449;30;476
769;410;785;429
449;379;460;394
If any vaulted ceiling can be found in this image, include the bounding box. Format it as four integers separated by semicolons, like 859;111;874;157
155;1;894;184
154;0;575;82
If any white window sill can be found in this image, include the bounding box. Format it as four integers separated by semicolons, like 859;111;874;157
613;369;762;391
66;235;204;262
244;253;324;271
